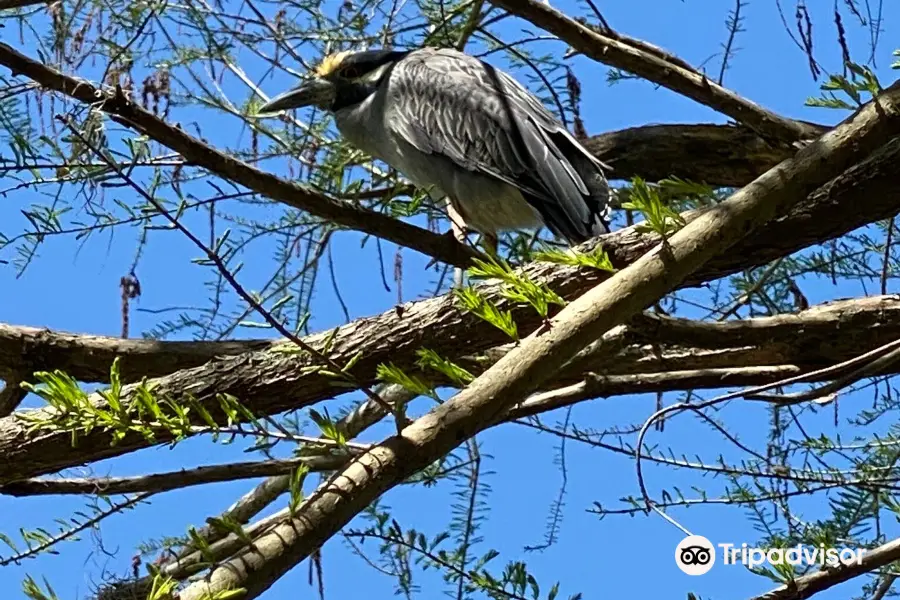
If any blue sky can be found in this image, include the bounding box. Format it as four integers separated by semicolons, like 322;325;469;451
1;0;900;598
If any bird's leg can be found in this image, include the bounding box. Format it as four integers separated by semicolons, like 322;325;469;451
482;232;499;259
446;198;467;288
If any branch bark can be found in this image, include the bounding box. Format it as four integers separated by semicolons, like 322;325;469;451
175;81;900;600
2;130;900;484
750;536;900;600
584;124;793;187
489;0;826;144
0;42;480;269
557;295;900;378
0;0;46;9
0;323;273;383
0;377;26;416
7;293;900;496
0;454;352;496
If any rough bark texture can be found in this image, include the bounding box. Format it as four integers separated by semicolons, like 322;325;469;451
4;295;900;495
173;82;900;598
584;123;793;187
0;324;273;383
750;537;900;600
490;0;826;144
0;42;481;269
1;131;899;484
563;295;900;376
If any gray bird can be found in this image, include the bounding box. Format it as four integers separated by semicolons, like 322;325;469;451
259;47;611;251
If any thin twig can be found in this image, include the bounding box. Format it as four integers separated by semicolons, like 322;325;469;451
0;454;356;496
872;574;898;600
58;114;400;423
746;341;900;404
716;258;784;320
456;0;484;50
490;0;825;143
717;0;745;85
0;42;479;269
0;493;151;566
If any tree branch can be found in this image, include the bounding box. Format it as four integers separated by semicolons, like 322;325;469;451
2;128;900;484
750;536;900;600
489;0;826;143
0;42;480;269
585;124;794;187
175;79;900;600
0;323;273;384
9;293;900;495
557;294;900;378
508;366;803;419
0;376;26;416
0;0;46;9
0;454;353;496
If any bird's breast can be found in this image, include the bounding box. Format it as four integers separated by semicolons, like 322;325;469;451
333;97;397;164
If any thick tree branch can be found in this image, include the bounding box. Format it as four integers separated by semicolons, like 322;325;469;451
0;0;46;9
10;297;900;600
0;323;272;383
0;42;480;269
0;40;814;212
2;128;900;484
489;0;826;144
175;81;900;600
750;536;900;600
0;377;26;416
558;294;900;378
585;124;793;187
9;293;900;495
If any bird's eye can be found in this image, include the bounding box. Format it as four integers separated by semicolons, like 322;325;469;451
341;66;361;78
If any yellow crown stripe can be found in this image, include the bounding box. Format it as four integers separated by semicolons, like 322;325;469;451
315;51;352;77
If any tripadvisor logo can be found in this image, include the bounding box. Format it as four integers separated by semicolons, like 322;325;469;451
675;535;715;576
674;535;867;575
719;543;867;568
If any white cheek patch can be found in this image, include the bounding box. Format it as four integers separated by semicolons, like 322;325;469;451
359;62;393;84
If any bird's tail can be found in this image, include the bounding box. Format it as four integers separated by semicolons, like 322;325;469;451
549;131;612;242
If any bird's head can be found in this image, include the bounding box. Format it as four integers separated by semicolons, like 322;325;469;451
259;49;408;114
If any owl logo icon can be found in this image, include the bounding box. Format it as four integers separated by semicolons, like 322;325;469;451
675;535;716;575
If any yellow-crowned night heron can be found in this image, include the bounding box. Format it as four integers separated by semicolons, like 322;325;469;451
259;47;611;252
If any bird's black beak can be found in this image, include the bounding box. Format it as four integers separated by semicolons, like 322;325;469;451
258;78;336;114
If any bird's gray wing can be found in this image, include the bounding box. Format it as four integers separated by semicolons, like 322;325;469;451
384;48;609;243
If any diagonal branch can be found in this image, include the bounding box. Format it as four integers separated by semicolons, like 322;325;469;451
0;453;353;496
8;293;900;495
750;536;900;600
0;42;480;269
489;0;826;144
1;129;900;484
175;80;900;600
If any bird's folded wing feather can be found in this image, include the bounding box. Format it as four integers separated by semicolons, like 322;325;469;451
384;48;607;242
